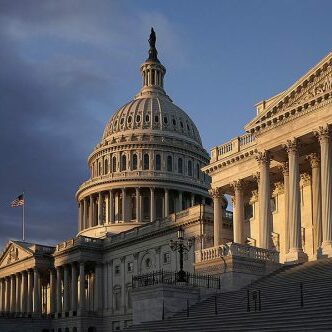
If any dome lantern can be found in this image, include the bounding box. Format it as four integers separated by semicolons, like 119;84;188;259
137;27;167;98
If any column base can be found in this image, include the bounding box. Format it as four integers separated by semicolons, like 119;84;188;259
320;241;332;258
285;249;308;264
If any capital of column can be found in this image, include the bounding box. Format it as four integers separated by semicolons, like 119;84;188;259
208;187;223;199
283;138;299;155
279;161;289;176
306;153;320;168
255;150;270;166
231;179;244;193
314;125;330;143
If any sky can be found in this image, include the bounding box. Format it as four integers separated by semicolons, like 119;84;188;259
0;0;331;249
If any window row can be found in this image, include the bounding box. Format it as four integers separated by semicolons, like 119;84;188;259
92;154;203;178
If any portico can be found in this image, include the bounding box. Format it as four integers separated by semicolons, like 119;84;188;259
204;52;332;263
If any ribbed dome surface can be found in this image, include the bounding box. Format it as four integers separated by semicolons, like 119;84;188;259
102;94;202;145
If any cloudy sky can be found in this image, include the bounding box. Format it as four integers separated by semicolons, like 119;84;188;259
0;0;331;249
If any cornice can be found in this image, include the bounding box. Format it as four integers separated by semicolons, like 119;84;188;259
253;93;332;137
203;148;257;175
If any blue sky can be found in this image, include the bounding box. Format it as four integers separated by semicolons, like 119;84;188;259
0;0;331;248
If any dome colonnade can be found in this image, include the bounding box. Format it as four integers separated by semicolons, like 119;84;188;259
76;28;210;237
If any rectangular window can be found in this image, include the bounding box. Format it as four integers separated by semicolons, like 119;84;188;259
163;252;171;264
115;265;120;274
127;262;133;273
244;203;253;220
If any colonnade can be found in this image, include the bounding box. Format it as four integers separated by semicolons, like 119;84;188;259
0;268;41;315
211;126;332;261
78;188;204;231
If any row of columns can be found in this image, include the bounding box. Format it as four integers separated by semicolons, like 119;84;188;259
0;268;41;314
211;125;332;261
52;262;87;315
78;188;202;231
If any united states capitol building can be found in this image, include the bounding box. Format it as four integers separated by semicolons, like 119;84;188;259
0;30;332;332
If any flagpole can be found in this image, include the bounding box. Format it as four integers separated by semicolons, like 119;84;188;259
22;191;25;241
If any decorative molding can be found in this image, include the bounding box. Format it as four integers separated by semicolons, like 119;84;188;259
208;187;223;199
314;125;330;143
249;190;258;203
272;182;284;196
306;153;320;168
300;173;311;187
255;151;270;166
283;138;299;154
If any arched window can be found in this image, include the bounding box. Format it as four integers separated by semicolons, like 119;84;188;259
178;158;183;174
132;154;138;170
167;156;173;172
112;156;117;172
188;160;193;176
155;154;161;171
196;163;200;179
143;154;149;170
98;161;102;176
121;155;127;171
104;159;108;174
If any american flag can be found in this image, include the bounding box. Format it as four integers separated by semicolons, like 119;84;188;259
11;194;24;207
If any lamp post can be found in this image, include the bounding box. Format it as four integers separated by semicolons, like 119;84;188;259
169;226;193;282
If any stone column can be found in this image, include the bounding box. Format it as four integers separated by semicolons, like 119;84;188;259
0;279;3;313
63;265;70;312
83;198;87;230
178;191;183;212
33;268;41;314
103;263;108;310
89;195;93;227
209;188;223;247
21;272;27;314
122;188;126;222
280;162;290;254
15;273;21;313
78;201;82;231
164;189;169;217
120;257;126;313
71;263;78;312
56;267;62;314
307;153;322;253
49;269;56;314
79;262;85;314
150;188;155;222
191;193;195;207
27;270;33;314
315;126;332;256
10;275;16;313
256;151;272;249
98;192;103;225
94;264;102;311
109;190;114;223
136;188;141;222
283;139;307;262
5;277;10;313
232;180;244;244
107;260;113;312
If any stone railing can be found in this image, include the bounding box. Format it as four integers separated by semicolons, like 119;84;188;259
210;133;256;162
105;204;213;246
195;242;279;263
56;236;103;252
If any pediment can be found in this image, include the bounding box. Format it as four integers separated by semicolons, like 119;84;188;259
0;241;33;268
245;51;332;132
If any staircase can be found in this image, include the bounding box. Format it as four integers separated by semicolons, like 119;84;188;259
125;258;332;331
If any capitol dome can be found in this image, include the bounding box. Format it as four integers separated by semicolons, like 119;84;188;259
76;28;210;238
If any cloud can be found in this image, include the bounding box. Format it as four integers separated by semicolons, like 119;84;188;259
0;1;183;249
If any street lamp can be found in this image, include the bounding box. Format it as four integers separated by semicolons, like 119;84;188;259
169;226;193;282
